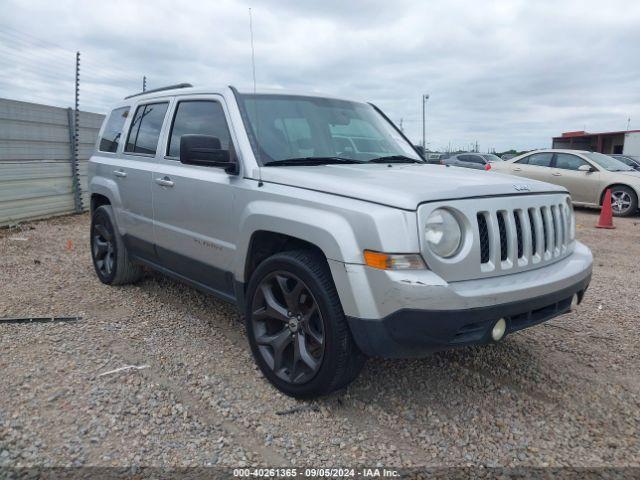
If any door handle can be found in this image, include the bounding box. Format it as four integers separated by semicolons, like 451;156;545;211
113;169;127;178
552;171;561;176
155;176;174;188
513;167;522;172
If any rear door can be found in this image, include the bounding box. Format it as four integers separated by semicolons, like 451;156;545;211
151;95;239;300
507;152;554;182
109;102;168;259
550;153;603;204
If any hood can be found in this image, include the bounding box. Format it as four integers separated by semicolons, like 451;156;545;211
259;163;566;210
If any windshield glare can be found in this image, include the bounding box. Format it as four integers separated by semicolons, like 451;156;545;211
584;152;634;171
238;94;422;164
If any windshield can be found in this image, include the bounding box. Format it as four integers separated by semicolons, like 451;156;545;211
584;152;634;171
482;154;502;162
237;94;422;165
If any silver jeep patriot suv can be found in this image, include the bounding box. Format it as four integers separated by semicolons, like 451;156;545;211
89;84;593;398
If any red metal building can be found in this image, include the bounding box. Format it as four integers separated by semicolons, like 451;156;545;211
552;130;640;155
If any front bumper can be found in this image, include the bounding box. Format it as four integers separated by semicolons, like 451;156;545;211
329;241;593;358
347;274;590;357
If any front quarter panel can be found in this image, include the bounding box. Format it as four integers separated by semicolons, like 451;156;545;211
233;182;420;283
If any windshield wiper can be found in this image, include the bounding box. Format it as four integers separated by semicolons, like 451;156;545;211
368;155;423;164
263;157;365;167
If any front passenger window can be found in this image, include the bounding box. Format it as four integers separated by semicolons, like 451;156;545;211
167;101;232;158
554;153;588;171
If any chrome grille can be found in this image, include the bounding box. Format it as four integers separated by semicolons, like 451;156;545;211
514;211;524;259
418;193;574;282
477;201;571;272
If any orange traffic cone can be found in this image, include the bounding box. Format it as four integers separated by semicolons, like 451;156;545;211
596;189;615;229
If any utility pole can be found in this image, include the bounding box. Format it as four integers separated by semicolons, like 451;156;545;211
399;118;404;133
422;94;429;151
143;76;147;92
70;51;83;213
627;117;631;131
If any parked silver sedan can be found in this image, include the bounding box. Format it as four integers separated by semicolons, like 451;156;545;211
492;149;640;216
443;153;502;170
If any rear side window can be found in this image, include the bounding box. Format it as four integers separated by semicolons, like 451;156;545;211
167;101;232;158
125;102;169;155
99;107;129;152
521;153;553;167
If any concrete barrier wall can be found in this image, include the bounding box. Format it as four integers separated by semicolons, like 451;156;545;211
0;98;104;226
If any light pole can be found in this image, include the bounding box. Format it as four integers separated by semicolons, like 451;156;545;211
422;94;429;151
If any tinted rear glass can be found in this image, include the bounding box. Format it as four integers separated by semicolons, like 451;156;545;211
99;107;129;153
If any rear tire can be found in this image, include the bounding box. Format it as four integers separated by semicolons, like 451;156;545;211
607;186;638;217
90;205;143;285
245;250;365;398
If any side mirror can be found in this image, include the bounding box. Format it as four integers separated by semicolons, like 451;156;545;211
180;134;238;174
578;164;595;173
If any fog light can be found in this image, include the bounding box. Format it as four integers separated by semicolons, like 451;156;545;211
570;294;579;311
491;318;507;341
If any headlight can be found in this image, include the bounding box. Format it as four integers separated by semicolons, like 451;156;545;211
565;198;576;240
425;208;462;258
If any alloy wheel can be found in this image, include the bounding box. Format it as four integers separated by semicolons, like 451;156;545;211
92;221;115;277
251;271;325;384
611;190;632;215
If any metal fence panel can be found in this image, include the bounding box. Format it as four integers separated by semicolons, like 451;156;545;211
0;98;103;226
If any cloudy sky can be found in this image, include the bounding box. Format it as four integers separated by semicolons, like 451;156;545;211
1;0;639;151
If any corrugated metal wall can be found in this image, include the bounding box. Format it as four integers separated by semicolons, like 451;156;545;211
0;98;104;226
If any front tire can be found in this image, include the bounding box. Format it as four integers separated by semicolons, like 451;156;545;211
245;250;365;398
90;205;143;285
609;186;638;217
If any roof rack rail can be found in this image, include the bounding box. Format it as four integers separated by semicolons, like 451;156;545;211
124;83;193;99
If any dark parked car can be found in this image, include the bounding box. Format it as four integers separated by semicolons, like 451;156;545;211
442;153;502;170
610;154;640;171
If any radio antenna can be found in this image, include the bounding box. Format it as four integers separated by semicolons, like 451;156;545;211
249;8;257;96
249;7;263;186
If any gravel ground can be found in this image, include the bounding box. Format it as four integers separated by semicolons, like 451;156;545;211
0;209;639;469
